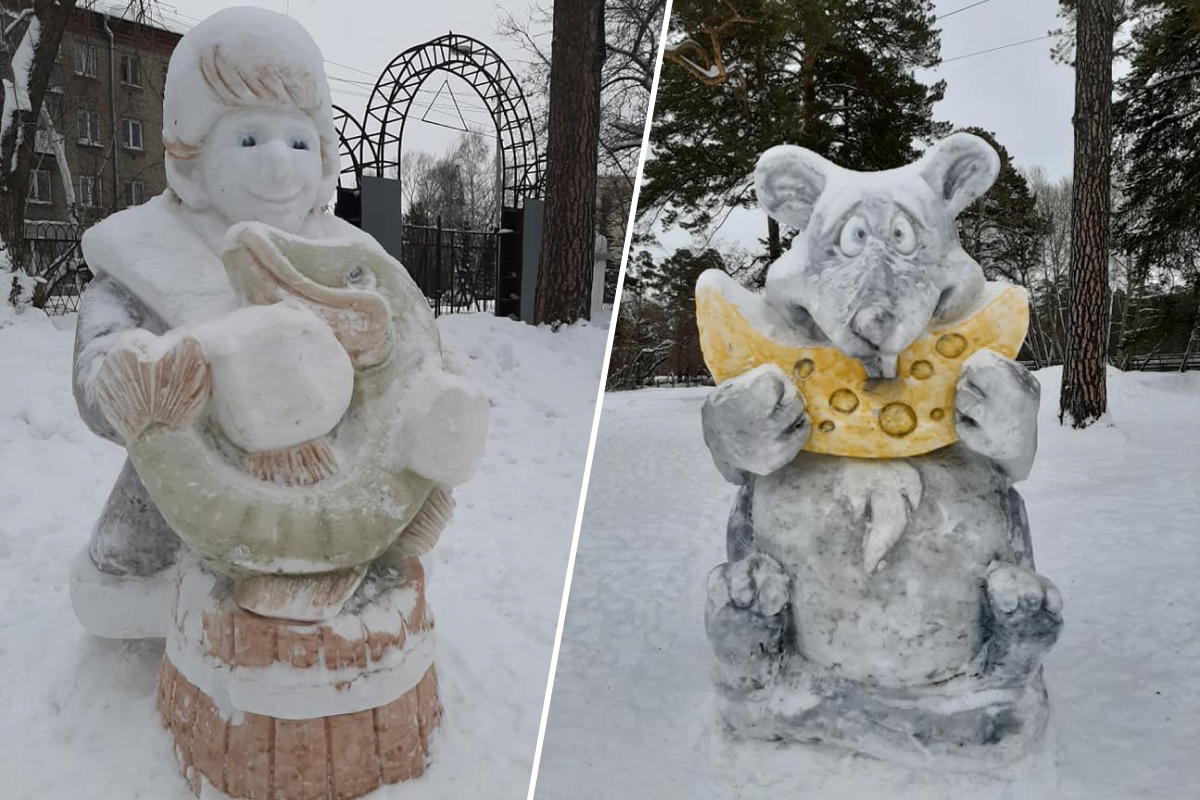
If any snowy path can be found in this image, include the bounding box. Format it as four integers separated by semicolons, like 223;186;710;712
536;371;1200;800
0;308;604;800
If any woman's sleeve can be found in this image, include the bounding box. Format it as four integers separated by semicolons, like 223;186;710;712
72;275;153;444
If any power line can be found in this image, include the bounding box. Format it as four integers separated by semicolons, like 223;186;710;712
936;0;992;21
939;33;1055;64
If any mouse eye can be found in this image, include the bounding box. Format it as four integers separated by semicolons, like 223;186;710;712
838;216;869;257
891;215;917;255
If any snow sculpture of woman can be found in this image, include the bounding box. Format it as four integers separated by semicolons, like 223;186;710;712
70;6;487;637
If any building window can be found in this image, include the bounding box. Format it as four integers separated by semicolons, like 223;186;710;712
80;176;103;208
120;53;141;87
121;118;143;150
77;109;101;145
73;41;98;77
28;169;52;204
34;128;56;155
126;180;145;207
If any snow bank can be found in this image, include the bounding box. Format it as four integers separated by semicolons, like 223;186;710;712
537;369;1200;799
0;308;607;799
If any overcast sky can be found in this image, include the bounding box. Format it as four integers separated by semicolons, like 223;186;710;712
651;0;1080;255
161;0;546;158
160;0;1079;256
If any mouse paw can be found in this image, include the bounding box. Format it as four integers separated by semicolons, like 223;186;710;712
982;562;1063;685
954;349;1040;480
706;552;791;684
702;364;810;483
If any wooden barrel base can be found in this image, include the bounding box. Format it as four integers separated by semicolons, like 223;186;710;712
158;552;441;799
158;657;442;799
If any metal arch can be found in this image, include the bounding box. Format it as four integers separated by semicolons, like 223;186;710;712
332;104;378;188
361;33;544;209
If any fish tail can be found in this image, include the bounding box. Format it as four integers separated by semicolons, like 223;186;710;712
96;335;210;441
390;487;455;559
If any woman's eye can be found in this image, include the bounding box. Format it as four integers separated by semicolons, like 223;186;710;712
238;133;257;148
838;216;869;257
292;139;310;151
891;215;917;255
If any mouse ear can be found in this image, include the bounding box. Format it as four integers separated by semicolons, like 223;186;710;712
754;145;828;230
919;133;1000;217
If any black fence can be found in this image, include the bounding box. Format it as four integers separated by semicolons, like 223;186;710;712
24;220;90;315
400;222;500;317
21;218;504;319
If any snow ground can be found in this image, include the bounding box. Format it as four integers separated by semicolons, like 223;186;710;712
0;304;606;799
535;370;1200;800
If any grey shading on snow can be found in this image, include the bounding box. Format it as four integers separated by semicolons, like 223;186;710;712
534;373;1200;799
0;306;608;800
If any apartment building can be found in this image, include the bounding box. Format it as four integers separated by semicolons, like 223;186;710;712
9;5;182;225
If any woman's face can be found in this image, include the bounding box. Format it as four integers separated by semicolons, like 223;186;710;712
199;108;324;233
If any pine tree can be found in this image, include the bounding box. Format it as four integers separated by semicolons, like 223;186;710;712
535;0;606;325
1059;0;1114;427
1113;1;1200;276
643;247;727;382
954;127;1049;288
644;0;948;260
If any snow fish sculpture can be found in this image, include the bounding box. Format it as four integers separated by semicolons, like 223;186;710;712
94;224;459;620
697;133;1062;769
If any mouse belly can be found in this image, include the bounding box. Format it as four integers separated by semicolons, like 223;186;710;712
753;448;1015;687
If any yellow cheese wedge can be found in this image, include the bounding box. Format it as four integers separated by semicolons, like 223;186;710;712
696;278;1029;459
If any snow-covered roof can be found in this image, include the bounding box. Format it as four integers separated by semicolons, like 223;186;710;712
88;3;189;38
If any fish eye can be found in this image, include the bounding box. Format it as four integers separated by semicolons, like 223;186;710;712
838;216;869;257
891;215;917;255
238;133;257;148
346;265;375;288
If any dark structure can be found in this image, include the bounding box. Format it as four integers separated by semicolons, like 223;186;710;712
332;33;544;319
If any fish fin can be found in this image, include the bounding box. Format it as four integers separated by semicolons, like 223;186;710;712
390;488;455;559
246;437;339;486
233;566;368;622
95;335;210;441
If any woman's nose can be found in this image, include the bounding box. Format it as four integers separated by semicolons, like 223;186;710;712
259;139;293;183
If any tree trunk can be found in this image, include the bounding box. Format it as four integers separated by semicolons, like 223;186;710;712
1059;0;1113;428
767;217;781;261
0;1;74;277
534;0;606;325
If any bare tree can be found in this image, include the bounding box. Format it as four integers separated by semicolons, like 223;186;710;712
498;0;665;183
401;133;499;230
0;0;75;271
1;0;158;287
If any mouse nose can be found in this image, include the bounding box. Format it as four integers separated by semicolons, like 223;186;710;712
850;304;897;348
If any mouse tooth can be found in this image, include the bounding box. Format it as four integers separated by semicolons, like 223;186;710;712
879;353;898;379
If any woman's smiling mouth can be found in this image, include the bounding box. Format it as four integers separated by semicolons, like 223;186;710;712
248;188;303;205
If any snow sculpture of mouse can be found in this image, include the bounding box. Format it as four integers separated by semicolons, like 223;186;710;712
696;133;1062;769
